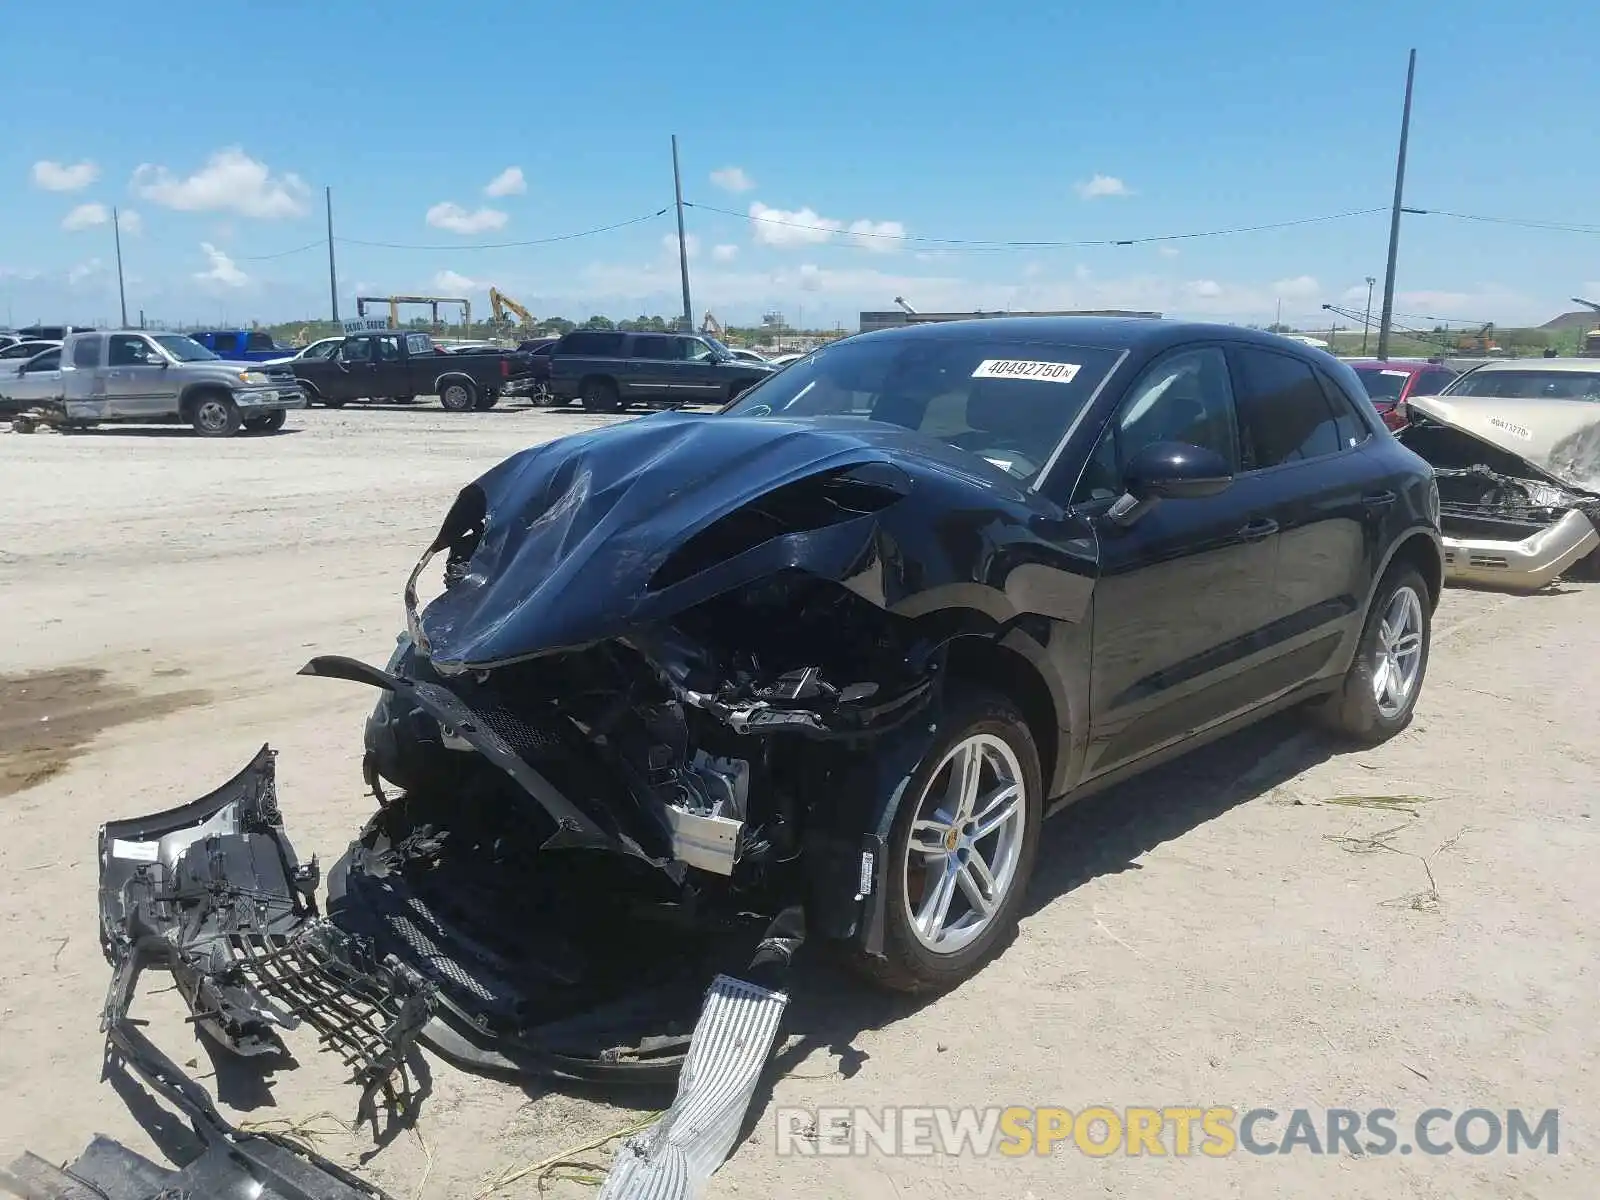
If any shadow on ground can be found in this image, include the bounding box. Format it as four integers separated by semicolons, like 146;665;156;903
737;710;1337;1140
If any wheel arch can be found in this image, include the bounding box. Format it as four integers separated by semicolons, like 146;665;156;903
1380;527;1444;612
433;371;478;394
943;634;1065;799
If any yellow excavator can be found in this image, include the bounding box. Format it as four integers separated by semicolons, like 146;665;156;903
489;287;535;330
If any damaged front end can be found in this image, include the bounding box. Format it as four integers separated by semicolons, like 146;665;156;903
1399;395;1600;590
41;411;1055;1199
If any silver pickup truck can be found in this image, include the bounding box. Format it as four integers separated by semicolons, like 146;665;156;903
2;330;306;436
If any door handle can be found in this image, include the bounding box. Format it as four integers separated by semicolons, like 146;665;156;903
1238;518;1278;541
1362;490;1397;508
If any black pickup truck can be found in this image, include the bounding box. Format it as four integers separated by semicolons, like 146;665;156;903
291;330;532;411
545;330;776;412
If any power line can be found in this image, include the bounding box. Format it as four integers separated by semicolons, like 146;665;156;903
235;239;327;262
229;209;671;261
334;209;671;251
1406;207;1600;235
684;200;1387;250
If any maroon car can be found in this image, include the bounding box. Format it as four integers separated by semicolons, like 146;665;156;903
1346;359;1459;431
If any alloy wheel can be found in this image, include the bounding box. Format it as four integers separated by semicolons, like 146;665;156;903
197;400;229;432
901;733;1028;955
1373;585;1424;719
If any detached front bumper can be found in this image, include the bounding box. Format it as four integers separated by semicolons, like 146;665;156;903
1442;507;1600;590
235;386;308;411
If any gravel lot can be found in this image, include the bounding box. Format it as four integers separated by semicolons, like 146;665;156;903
1;405;1595;1199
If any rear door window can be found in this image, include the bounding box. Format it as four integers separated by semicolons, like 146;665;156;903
561;332;626;356
71;337;102;369
630;335;675;358
1229;346;1345;469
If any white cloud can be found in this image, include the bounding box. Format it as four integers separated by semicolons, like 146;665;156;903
710;166;755;194
660;233;701;259
67;259;105;286
1074;174;1132;200
848;219;906;252
1270;275;1321;302
0;267;42;282
119;209;142;235
712;243;739;263
433;269;480;292
425;202;508;235
62;203;110;231
749;202;842;247
484;166;526;197
747;202;905;251
133;148;309;218
1188;279;1222;298
1157;245;1180;258
32;160;99;191
194;242;248;288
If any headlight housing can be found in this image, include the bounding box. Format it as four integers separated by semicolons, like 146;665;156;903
238;370;269;385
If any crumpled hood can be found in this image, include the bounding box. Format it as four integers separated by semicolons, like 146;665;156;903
1407;395;1600;493
416;410;1015;669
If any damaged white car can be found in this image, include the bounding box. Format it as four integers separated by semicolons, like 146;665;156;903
1396;359;1600;589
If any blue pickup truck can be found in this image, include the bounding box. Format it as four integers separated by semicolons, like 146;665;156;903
187;330;292;362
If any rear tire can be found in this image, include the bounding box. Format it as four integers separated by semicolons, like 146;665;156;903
852;688;1042;994
191;392;242;438
580;377;621;414
440;380;477;412
1313;565;1431;744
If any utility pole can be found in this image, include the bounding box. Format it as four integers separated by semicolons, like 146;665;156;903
112;207;128;327
1362;276;1376;354
1275;297;1282;330
1376;49;1417;362
325;186;340;324
671;135;693;333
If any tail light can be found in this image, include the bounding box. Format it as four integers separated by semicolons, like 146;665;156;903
500;358;510;377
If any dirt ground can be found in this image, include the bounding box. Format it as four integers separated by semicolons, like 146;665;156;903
0;405;1594;1199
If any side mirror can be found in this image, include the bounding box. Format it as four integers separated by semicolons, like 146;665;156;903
1107;441;1233;525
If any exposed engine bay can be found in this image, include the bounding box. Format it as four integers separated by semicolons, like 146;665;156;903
1399;395;1600;589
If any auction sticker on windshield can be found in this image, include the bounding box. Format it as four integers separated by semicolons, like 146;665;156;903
972;359;1082;383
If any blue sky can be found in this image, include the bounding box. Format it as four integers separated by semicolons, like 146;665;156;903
2;0;1595;331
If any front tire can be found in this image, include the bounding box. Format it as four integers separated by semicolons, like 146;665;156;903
854;688;1043;994
580;377;621;414
439;380;477;412
244;409;287;433
191;392;242;438
1313;564;1431;743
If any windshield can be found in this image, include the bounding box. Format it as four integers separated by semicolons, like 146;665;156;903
151;334;218;362
1445;369;1600;402
722;335;1123;482
1353;366;1412;402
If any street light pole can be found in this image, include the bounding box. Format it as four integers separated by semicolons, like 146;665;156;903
112;207;128;327
325;187;340;324
1362;276;1376;354
671;135;693;333
1376;49;1417;362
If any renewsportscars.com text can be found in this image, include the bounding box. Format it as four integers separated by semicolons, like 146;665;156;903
775;1105;1560;1158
